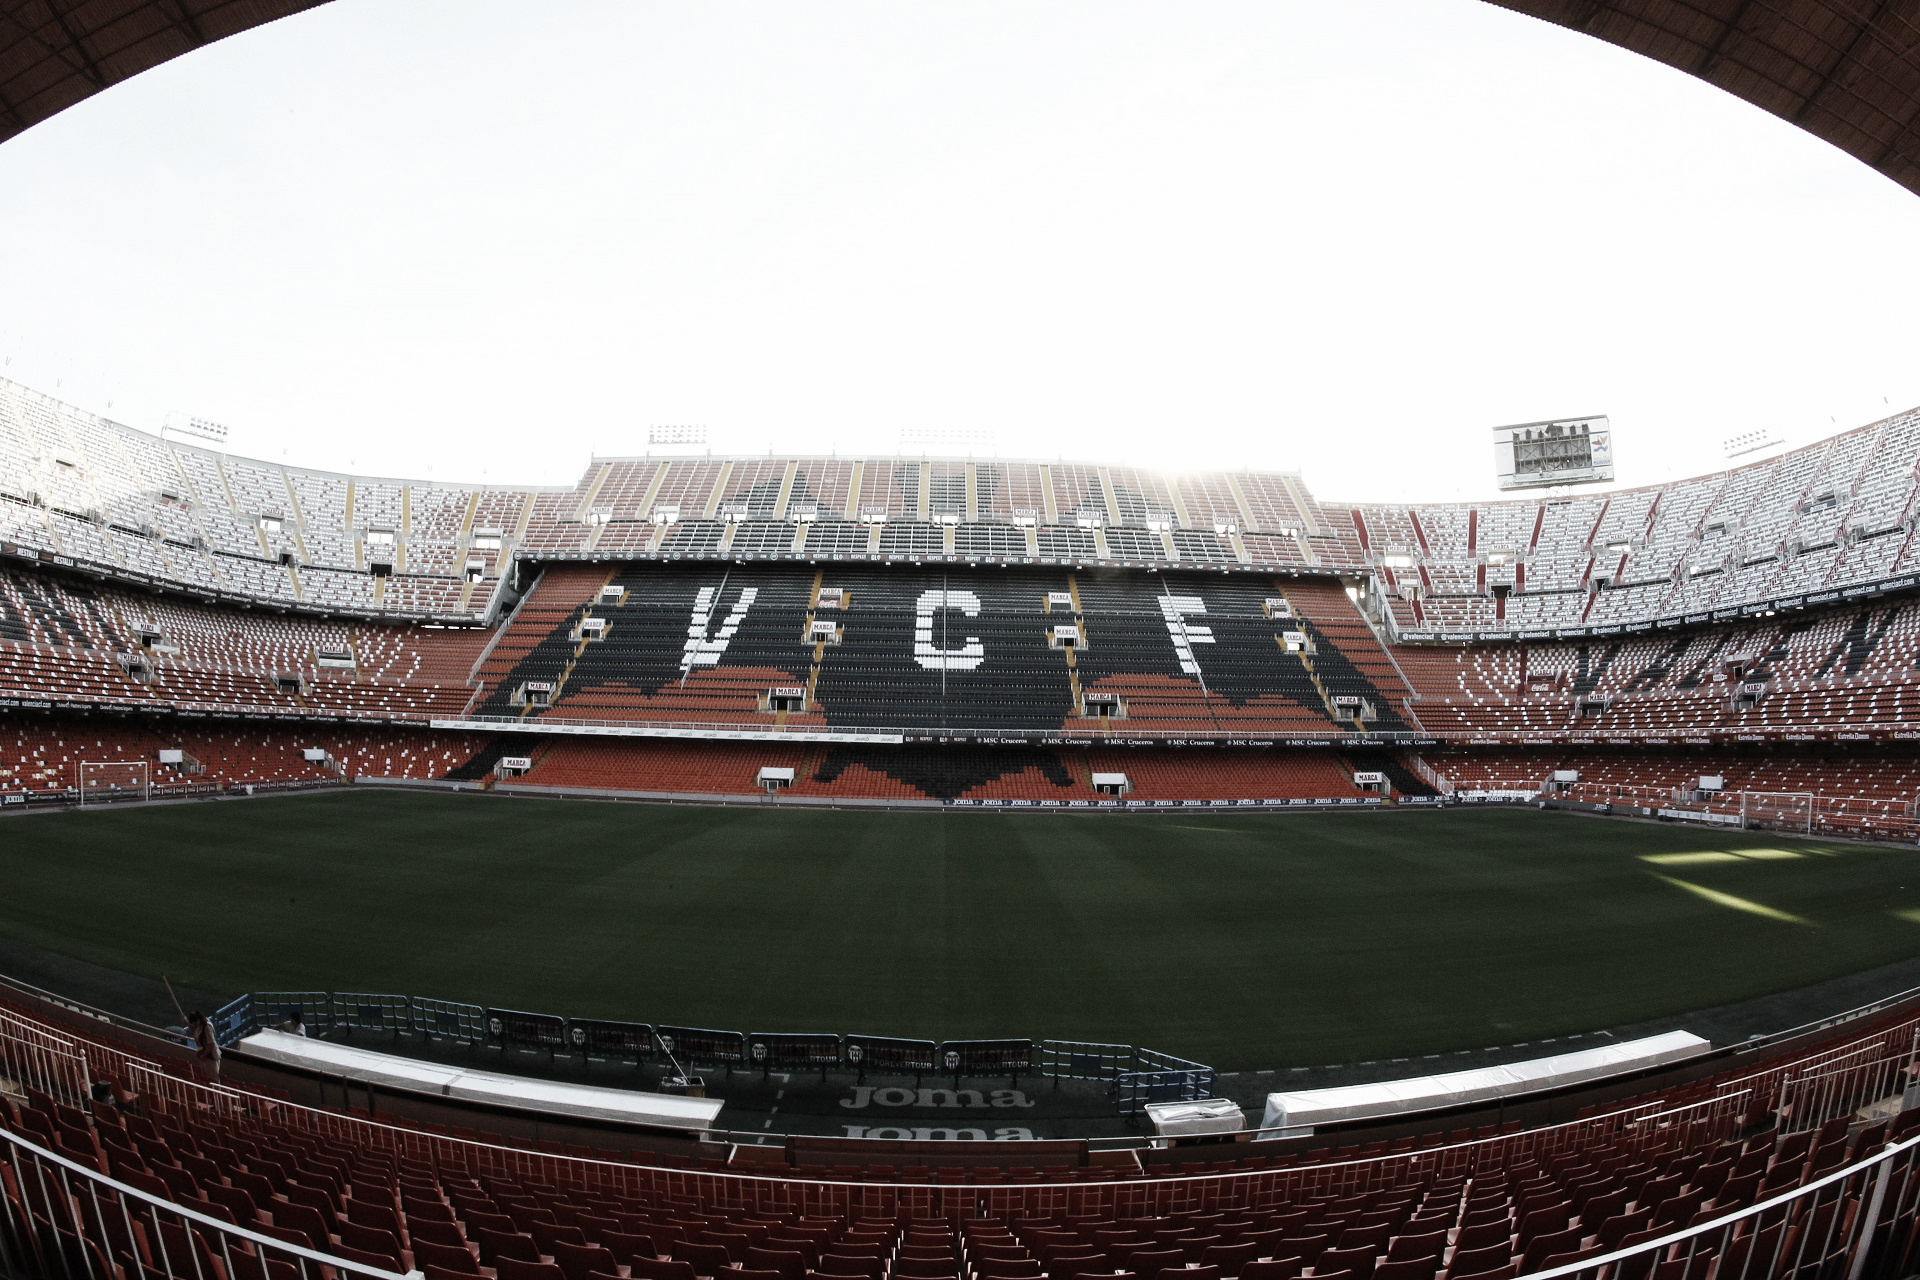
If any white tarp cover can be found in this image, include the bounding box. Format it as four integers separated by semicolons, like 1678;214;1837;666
1147;1098;1246;1137
1258;1029;1709;1137
757;767;797;782
1091;773;1129;787
238;1030;724;1131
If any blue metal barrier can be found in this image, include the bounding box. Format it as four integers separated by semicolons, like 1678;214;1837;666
412;997;486;1042
1116;1047;1217;1113
330;992;411;1035
211;994;255;1048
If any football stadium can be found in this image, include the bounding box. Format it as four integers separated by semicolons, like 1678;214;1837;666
6;4;1920;1280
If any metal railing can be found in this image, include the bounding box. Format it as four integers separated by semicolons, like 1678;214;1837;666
9;1071;1917;1280
327;993;411;1035
1030;1041;1216;1112
1520;1130;1920;1280
3;973;1920;1225
7;983;1920;1280
1773;1031;1920;1137
1116;1048;1218;1113
1037;1040;1134;1083
0;1010;90;1107
0;1126;405;1280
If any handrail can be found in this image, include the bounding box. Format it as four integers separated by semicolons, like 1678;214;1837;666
10;1061;1918;1280
1516;1129;1920;1280
0;1126;407;1279
5;970;1920;1280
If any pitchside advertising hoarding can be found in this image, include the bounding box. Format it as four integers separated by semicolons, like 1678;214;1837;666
1494;416;1614;490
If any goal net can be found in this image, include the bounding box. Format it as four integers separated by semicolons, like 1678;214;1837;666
77;760;150;806
1740;791;1813;836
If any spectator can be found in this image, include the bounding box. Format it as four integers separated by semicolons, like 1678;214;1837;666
278;1010;306;1037
186;1010;221;1077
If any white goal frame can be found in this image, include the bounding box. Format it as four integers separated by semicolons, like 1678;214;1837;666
76;760;150;806
1738;790;1814;835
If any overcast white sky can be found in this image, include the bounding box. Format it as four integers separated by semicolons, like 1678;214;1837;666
1;0;1917;503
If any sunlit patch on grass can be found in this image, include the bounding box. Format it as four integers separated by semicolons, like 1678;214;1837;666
1892;908;1920;924
1641;848;1806;866
1651;875;1813;925
1641;852;1743;866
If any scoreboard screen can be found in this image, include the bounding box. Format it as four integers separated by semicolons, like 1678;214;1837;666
1494;416;1613;490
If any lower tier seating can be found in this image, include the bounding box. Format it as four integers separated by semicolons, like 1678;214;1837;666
508;741;1388;803
1422;744;1920;838
0;716;490;798
2;979;1917;1280
11;715;1920;822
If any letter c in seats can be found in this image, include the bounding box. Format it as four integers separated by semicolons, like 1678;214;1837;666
914;589;986;671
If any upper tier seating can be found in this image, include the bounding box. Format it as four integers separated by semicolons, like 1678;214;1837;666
1354;405;1920;636
1394;597;1920;741
0;565;488;723
10;373;1920;634
0;378;524;620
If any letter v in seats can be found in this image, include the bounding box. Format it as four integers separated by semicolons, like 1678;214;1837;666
680;584;759;673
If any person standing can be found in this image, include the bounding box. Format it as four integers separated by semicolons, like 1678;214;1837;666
186;1011;221;1077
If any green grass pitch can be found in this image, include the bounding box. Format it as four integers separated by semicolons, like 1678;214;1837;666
2;790;1919;1070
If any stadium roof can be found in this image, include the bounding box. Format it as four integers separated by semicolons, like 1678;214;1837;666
2;3;1918;199
5;1;1919;199
0;0;321;144
1491;1;1920;197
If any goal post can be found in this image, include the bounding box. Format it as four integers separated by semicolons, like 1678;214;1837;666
1739;791;1813;836
76;760;150;806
